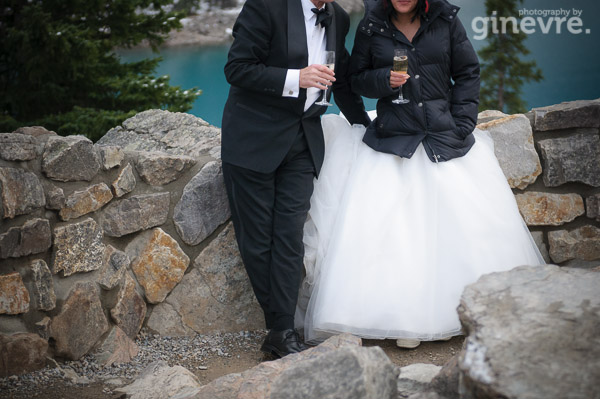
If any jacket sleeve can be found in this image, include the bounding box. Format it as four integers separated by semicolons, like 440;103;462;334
348;26;396;99
449;17;480;138
223;0;287;97
332;12;371;126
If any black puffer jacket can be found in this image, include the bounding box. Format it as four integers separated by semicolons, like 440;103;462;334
349;0;480;162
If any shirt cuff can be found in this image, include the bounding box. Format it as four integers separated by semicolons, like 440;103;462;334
282;69;300;98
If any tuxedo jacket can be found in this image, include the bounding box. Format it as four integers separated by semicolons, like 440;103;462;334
221;0;370;175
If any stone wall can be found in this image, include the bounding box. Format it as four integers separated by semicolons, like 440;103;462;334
0;110;263;374
1;99;599;375
477;99;600;268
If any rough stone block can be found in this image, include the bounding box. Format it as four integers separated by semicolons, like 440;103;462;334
127;228;189;304
0;167;45;219
112;163;136;197
587;194;600;222
30;260;56;311
537;132;600;187
548;226;600;263
110;273;146;339
44;183;66;210
94;326;139;366
49;282;109;360
0;133;38;161
515;192;585;226
533;99;600;131
100;193;169;237
173;161;230;246
98;245;129;290
0;273;30;315
41;135;101;182
52;218;105;276
477;114;541;189
96;145;124;170
0;218;52;259
59;183;113;221
0;333;48;377
133;151;196;186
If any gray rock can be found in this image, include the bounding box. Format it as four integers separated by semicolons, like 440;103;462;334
52;218;105;276
537;132;600;187
100;193;170;237
269;346;397;399
30;259;56;311
59;183;113;221
98;245;129;290
477;110;507;125
127;228;189;304
96;145;124;170
514;192;585;226
191;334;396;399
115;361;201;399
530;231;551;264
49;282;109;360
0;272;30;315
112;163;137;197
0;333;48;377
457;265;600;399
429;355;459;399
34;317;51;340
110;273;147;339
548;225;600;263
14;126;56;137
532;99;600;131
0;218;52;259
173;161;230;246
147;223;262;335
94;326;139;366
44;183;66;210
587;194;600;222
0;167;45;219
0;133;38;161
98;109;221;159
42;135;101;181
397;363;442;399
133;151;196;186
477;114;541;189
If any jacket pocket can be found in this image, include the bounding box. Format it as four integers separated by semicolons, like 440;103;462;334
236;102;273;120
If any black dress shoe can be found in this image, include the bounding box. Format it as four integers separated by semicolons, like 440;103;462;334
260;329;308;358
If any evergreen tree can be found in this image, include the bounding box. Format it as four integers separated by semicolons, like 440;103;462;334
0;0;200;140
478;0;543;113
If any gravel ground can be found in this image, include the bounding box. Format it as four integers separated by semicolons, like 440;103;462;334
0;330;464;399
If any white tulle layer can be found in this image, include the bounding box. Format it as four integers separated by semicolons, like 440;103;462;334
296;114;545;343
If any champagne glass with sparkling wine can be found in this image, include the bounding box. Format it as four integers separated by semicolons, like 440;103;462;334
392;49;409;104
316;51;335;106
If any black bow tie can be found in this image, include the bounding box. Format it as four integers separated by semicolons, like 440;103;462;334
311;7;332;29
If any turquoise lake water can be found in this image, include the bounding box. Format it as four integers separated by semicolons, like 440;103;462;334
119;0;600;127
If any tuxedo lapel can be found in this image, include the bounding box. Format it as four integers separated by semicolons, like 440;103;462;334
287;0;308;69
325;2;336;51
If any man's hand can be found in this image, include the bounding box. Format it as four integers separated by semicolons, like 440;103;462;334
300;64;336;89
390;71;410;88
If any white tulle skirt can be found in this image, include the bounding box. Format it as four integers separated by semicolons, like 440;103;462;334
297;114;545;343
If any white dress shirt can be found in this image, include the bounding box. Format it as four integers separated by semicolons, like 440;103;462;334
282;0;328;111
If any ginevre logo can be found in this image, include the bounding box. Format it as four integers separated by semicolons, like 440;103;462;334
472;8;591;40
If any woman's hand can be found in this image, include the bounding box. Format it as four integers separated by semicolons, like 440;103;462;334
390;71;410;88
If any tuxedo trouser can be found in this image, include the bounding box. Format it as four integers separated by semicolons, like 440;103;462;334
222;129;315;331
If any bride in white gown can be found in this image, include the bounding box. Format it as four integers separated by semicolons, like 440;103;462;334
296;0;545;346
297;113;545;345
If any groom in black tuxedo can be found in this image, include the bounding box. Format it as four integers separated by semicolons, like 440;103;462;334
221;0;369;358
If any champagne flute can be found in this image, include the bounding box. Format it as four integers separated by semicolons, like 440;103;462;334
392;49;410;104
315;50;335;106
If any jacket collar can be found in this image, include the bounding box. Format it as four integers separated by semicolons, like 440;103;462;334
287;0;337;68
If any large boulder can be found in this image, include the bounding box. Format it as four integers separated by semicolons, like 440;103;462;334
0;333;48;377
132;151;196;186
100;193;170;237
173;161;230;246
146;223;262;335
477;114;541;189
49;282;109;360
0;133;38;161
97;109;221;159
457;265;600;399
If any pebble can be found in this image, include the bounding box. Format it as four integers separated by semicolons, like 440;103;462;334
0;328;267;396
